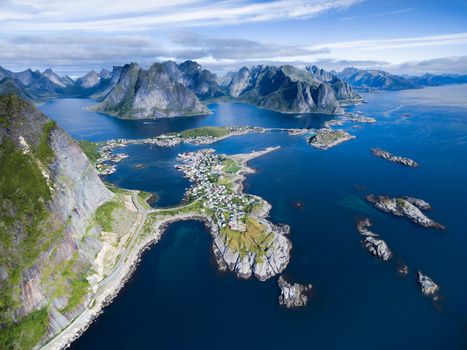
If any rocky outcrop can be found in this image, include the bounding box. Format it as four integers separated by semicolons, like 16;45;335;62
362;237;392;261
0;95;113;348
93;63;209;119
417;271;439;296
278;276;312;308
402;196;431;210
225;65;344;114
366;195;444;230
397;262;409;276
371;148;418;167
213;221;291;281
356;219;392;261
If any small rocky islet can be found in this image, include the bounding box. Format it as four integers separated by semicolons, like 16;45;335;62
417;271;440;296
356;218;392;261
370;148;418;167
366;194;444;230
278;276;312;309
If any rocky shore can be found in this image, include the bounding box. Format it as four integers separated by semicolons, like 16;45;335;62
370;148;418;167
278;276;312;308
366;195;444;230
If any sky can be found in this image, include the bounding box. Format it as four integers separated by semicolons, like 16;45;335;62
1;0;467;76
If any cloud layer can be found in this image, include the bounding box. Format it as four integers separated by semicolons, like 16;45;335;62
2;0;361;31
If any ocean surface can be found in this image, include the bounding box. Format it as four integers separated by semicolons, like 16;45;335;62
39;85;467;349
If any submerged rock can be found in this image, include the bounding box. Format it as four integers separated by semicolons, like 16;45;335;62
362;237;392;261
397;262;409;276
417;271;439;296
278;276;312;308
366;195;444;230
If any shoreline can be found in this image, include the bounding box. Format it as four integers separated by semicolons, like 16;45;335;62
42;146;283;349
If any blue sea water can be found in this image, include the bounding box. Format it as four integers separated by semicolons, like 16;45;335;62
39;85;467;349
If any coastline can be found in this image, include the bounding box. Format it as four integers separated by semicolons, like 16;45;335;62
42;146;283;349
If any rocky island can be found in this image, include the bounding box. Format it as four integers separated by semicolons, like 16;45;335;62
371;148;418;167
278;276;312;308
417;271;440;296
308;128;355;149
366;195;445;230
357;219;392;261
324;112;376;128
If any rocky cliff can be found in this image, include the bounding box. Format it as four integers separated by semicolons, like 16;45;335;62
0;94;114;349
306;65;361;101
163;60;224;99
224;65;344;114
93;63;210;119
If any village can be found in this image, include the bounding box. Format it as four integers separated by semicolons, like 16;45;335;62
176;149;259;232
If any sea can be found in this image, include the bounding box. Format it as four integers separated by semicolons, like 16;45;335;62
39;84;467;350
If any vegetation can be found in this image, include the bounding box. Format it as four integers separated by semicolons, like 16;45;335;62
60;275;89;314
179;126;229;139
34;120;56;165
78;140;100;164
220;217;272;261
0;308;49;350
95;200;120;232
222;158;241;174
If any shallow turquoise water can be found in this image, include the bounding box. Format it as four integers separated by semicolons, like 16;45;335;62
40;85;467;349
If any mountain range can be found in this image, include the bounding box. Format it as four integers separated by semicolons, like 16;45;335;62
1;62;466;119
335;67;467;91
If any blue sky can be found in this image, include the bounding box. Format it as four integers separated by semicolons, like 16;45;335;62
1;0;467;76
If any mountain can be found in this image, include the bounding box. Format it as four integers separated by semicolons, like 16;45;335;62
0;78;35;101
91;66;123;101
175;60;224;99
406;73;467;86
0;94;114;348
223;65;344;114
0;66;67;101
336;67;416;91
306;65;361;101
42;69;74;88
75;70;101;89
92;63;210;119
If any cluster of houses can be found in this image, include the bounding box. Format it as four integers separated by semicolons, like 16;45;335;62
176;150;258;232
95;140;129;175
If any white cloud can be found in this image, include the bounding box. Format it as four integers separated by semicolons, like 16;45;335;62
1;0;362;31
311;32;467;51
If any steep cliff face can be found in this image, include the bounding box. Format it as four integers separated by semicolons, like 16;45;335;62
0;95;113;349
226;65;343;114
94;63;209;119
306;65;361;101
